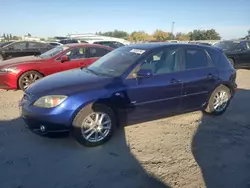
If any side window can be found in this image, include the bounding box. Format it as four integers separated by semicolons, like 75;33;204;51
184;48;210;70
236;42;247;51
88;47;111;58
28;42;42;49
139;48;180;75
11;42;27;50
65;48;85;60
112;42;124;48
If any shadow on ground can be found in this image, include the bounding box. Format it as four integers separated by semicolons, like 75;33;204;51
0;118;169;188
192;88;250;188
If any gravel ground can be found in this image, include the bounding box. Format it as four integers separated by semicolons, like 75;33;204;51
0;69;250;188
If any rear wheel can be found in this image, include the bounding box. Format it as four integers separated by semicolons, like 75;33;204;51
18;71;43;91
72;104;116;147
205;85;231;115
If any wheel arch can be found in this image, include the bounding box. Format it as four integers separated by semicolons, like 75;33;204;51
17;69;45;89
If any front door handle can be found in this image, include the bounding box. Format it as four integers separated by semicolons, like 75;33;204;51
169;78;181;84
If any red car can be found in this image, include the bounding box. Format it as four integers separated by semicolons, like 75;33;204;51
0;44;113;90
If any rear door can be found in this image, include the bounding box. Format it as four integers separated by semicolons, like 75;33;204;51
26;42;43;56
85;47;112;66
179;47;219;111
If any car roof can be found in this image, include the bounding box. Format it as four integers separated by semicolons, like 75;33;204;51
127;42;219;51
64;43;114;49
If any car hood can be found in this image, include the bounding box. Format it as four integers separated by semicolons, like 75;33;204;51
0;56;44;68
26;68;116;96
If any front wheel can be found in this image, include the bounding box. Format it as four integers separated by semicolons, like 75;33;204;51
72;104;116;147
18;71;43;91
205;85;231;115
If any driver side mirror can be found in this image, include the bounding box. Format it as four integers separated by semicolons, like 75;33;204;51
61;55;70;63
133;69;153;78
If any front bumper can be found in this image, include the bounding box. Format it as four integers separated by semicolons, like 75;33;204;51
22;117;70;135
19;96;75;134
0;72;17;89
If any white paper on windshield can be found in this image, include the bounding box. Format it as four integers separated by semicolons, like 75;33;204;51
130;49;146;54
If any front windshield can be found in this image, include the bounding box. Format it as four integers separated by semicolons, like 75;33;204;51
40;46;68;58
87;47;146;77
0;41;13;47
214;41;240;50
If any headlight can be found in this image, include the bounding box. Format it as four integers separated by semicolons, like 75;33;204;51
0;67;19;73
33;95;67;108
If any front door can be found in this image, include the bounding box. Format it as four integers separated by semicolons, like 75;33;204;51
3;42;28;59
237;41;250;68
179;47;219;111
124;47;183;121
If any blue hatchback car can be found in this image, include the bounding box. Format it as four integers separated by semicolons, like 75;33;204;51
20;43;237;147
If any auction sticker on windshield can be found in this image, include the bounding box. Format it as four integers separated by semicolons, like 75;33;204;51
130;49;145;54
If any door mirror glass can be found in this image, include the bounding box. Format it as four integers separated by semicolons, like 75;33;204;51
134;69;153;78
61;55;70;63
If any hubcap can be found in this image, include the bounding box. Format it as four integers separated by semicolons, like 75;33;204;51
213;90;229;112
81;112;112;143
22;73;41;89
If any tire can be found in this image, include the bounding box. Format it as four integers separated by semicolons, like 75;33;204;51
72;104;116;147
228;58;235;67
18;71;43;91
205;85;231;115
0;54;4;61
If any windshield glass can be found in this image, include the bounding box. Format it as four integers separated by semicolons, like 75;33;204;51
40;46;68;58
86;47;146;77
0;41;13;47
214;41;240;50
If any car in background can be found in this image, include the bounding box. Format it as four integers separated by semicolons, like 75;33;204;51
58;39;80;44
47;42;63;47
213;40;250;68
0;44;113;90
19;43;237;147
80;40;128;49
0;41;53;61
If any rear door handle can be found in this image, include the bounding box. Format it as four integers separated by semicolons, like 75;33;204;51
206;73;215;80
169;78;181;84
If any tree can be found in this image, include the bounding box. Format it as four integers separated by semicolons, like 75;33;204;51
248;29;250;36
12;36;20;40
3;33;6;40
27;33;31;37
175;32;190;41
9;33;12;40
98;30;129;39
152;30;169;41
189;29;221;40
6;34;9;41
128;31;152;42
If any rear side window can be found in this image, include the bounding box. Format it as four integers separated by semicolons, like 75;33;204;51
28;42;43;49
206;48;220;66
184;48;210;70
88;47;111;58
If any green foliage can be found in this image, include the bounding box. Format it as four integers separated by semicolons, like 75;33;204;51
97;30;129;39
189;29;221;40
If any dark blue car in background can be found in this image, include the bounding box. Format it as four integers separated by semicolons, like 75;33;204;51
19;43;237;147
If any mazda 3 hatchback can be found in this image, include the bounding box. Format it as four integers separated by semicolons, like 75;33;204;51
19;43;237;147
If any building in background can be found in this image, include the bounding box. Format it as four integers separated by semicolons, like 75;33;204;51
21;36;41;42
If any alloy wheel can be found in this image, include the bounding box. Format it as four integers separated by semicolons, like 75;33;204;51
213;90;229;112
21;73;42;89
81;112;112;143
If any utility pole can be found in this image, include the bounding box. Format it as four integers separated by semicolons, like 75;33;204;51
171;22;175;40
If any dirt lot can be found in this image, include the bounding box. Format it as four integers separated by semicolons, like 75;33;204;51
0;69;250;188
